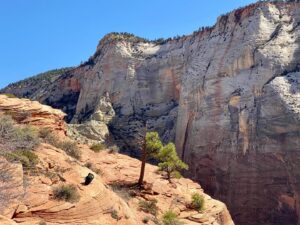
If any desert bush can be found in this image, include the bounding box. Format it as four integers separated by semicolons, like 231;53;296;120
39;128;60;146
109;184;132;201
142;216;150;224
39;128;81;160
0;115;15;140
39;128;52;139
59;141;81;160
15;125;40;150
0;115;39;150
110;208;120;220
3;93;17;98
139;199;158;216
39;221;47;225
191;193;204;211
108;145;119;154
4;150;38;168
0;159;23;213
53;184;80;203
4;111;31;122
162;210;183;225
90;143;105;152
84;162;102;175
46;134;60;147
43;170;57;180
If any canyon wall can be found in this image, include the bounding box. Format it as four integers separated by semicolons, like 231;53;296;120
3;2;300;225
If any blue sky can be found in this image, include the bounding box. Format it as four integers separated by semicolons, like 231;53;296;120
0;0;256;88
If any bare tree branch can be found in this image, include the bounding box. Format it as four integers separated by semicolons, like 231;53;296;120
0;159;24;214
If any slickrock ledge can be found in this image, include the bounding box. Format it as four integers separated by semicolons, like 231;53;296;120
0;95;66;133
10;143;234;225
81;145;234;225
0;96;234;225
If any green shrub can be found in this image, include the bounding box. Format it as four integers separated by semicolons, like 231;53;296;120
39;128;81;160
90;143;105;152
4;150;38;168
142;217;150;224
53;184;80;203
39;128;52;139
162;210;183;225
5;67;72;92
109;184;132;201
84;162;102;175
17;150;39;166
0;115;40;152
45;134;60;147
39;221;47;225
3;93;17;98
191;193;204;211
39;128;60;146
110;209;120;220
108;145;119;154
156;143;188;182
4;152;30;167
0;115;15;140
15;125;40;150
139;199;158;216
59;141;81;160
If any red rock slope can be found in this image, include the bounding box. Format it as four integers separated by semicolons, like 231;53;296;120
0;95;234;225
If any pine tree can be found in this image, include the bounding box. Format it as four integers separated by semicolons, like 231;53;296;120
156;143;188;182
138;132;163;186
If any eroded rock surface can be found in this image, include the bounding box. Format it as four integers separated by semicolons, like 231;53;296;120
0;95;66;134
12;144;139;225
10;142;233;225
2;2;300;225
0;92;233;224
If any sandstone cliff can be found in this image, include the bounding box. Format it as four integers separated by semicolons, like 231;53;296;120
2;1;300;225
0;95;66;134
0;95;234;225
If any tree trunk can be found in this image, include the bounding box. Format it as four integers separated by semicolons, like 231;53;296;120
138;141;147;186
167;170;171;183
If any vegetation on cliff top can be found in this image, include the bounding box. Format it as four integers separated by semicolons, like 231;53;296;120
2;67;73;96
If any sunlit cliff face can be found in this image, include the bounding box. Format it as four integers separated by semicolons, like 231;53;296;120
2;2;300;225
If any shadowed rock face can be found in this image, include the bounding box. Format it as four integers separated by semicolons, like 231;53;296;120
2;2;300;225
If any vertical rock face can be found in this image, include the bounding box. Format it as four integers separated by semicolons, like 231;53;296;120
2;2;300;225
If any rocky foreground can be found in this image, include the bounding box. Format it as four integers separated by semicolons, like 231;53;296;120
0;95;234;225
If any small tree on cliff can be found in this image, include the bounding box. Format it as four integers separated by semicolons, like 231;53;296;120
138;132;163;186
156;143;188;183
